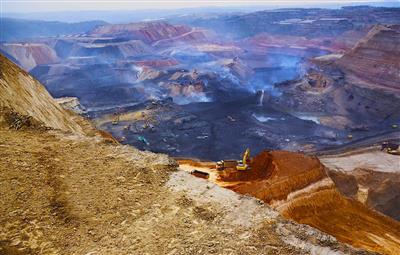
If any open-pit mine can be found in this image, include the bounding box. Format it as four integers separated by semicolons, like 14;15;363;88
1;4;400;255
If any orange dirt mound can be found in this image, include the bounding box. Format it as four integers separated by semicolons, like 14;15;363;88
215;150;400;254
218;151;326;202
283;187;400;255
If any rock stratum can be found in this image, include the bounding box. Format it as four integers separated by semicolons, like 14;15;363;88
0;54;82;133
214;151;400;255
0;43;59;71
337;25;400;92
270;24;400;129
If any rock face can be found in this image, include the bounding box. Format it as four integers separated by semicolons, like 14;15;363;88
337;25;400;92
0;53;82;133
55;97;85;114
69;40;152;59
217;150;400;255
269;24;400;129
90;22;192;44
0;43;59;70
329;168;400;221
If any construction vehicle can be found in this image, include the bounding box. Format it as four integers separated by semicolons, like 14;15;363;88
216;160;238;170
236;148;251;171
112;113;120;125
216;148;252;171
190;169;209;179
381;142;400;155
138;136;150;146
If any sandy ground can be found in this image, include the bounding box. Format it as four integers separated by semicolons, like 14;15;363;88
0;127;313;255
177;154;400;255
0;126;374;255
320;148;400;173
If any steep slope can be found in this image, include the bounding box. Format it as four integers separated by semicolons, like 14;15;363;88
0;54;83;133
63;39;153;59
337;25;400;92
0;43;59;71
182;150;400;254
90;21;192;44
268;24;400;129
235;152;400;255
321;147;400;221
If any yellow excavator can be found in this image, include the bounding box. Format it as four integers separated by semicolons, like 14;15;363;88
112;113;120;125
236;148;251;171
112;115;119;125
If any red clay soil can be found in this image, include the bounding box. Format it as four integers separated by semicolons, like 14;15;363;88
216;150;400;255
329;168;400;221
217;151;327;203
177;158;216;169
282;187;400;255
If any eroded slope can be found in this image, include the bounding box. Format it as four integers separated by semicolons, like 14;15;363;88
196;150;400;254
0;54;83;133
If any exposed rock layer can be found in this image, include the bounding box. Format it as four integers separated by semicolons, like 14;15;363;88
337;25;400;92
0;53;82;133
217;150;400;255
0;43;59;70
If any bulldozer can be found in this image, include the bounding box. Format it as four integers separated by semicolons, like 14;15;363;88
236;148;251;171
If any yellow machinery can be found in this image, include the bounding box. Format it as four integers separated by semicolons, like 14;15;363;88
236;148;251;171
112;113;120;125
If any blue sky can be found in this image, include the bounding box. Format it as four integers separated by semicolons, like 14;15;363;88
1;0;396;13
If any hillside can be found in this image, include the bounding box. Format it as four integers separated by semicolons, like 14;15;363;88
0;43;59;71
0;54;82;133
90;22;195;44
0;18;107;42
268;24;400;129
337;24;400;92
0;54;372;254
180;150;400;255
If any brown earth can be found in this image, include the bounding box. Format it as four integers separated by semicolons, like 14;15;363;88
90;21;194;44
187;150;400;254
337;25;400;92
329;168;400;221
1;52;373;255
0;54;83;134
0;43;59;71
1;124;368;255
267;24;400;129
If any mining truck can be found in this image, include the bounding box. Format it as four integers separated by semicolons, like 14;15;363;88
216;160;238;170
216;148;252;171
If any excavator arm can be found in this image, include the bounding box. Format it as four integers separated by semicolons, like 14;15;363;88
236;148;250;171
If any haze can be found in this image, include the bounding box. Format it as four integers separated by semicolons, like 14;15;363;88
2;0;397;13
